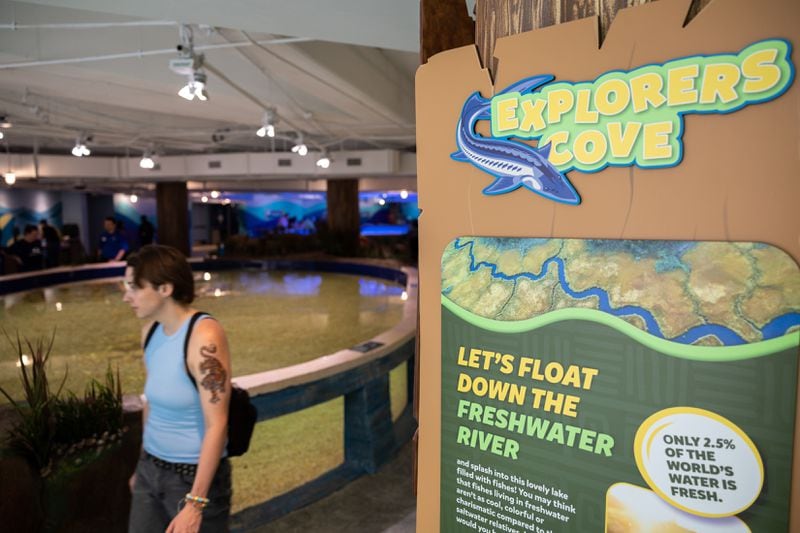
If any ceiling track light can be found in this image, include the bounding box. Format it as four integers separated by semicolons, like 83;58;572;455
178;70;208;101
71;134;92;157
71;143;90;157
256;124;275;138
170;30;209;103
316;153;331;169
291;134;308;156
0;115;11;129
139;148;157;169
256;109;278;138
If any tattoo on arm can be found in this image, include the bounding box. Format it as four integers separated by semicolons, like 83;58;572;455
199;343;227;404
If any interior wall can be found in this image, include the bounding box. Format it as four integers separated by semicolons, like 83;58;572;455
61;191;89;249
191;203;211;245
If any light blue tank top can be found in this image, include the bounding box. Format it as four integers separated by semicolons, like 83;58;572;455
143;315;212;463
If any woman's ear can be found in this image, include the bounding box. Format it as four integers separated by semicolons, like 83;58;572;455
158;283;175;298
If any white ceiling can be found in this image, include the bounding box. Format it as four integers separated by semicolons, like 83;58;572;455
0;0;421;162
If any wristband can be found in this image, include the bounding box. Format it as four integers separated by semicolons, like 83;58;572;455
184;493;210;510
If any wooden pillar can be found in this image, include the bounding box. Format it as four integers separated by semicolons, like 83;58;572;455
156;182;190;256
325;178;360;256
420;0;475;64
416;0;477;499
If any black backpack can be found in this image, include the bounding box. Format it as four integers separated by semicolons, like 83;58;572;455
144;312;257;457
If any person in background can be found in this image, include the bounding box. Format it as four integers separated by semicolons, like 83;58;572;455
123;245;232;533
39;218;61;268
139;215;155;247
276;212;289;234
99;216;129;261
9;224;44;272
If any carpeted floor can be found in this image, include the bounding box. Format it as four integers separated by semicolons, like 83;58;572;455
246;443;416;532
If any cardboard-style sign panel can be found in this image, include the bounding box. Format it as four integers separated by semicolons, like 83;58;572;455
416;0;799;531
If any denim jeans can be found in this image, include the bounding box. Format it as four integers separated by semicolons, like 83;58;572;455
129;454;232;533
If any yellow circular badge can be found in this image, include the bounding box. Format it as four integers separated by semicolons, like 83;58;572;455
633;407;763;518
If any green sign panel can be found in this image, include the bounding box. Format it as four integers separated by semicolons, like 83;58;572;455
440;238;800;532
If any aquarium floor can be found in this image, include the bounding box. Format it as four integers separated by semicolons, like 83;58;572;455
244;442;416;533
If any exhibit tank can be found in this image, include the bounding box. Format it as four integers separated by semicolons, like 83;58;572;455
0;269;406;402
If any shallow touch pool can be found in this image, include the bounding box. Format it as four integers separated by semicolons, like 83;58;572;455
0;270;406;404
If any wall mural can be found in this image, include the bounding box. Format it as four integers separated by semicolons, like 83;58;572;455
112;194;157;250
0;190;63;247
231;191;419;237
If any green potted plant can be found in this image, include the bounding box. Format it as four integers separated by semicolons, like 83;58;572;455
0;331;138;532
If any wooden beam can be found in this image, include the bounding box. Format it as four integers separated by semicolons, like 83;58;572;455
420;0;476;64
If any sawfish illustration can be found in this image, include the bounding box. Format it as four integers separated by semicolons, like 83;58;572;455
451;75;580;204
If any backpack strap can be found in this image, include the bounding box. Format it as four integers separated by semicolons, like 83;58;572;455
143;321;159;351
183;312;211;389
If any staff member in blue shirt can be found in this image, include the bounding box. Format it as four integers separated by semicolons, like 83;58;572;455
99;216;129;261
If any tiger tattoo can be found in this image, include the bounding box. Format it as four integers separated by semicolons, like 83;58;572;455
199;343;227;404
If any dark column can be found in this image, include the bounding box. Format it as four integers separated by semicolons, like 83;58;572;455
156;182;190;256
325;178;360;256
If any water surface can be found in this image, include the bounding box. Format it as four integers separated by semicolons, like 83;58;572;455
0;270;406;402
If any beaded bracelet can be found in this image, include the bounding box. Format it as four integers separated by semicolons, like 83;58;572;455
184;493;210;510
176;496;206;515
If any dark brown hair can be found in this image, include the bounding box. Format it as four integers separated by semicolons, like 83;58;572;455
126;245;195;305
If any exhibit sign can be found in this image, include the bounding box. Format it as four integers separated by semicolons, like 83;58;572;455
440;238;799;532
451;39;794;204
415;1;800;532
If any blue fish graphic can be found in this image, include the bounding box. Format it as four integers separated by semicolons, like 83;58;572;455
451;75;580;204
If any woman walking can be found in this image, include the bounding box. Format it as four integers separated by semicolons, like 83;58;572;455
123;245;232;532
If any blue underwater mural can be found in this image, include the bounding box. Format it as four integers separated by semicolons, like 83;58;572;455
228;191;419;237
0;190;63;247
113;193;157;249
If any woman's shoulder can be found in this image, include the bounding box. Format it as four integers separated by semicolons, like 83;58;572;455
187;315;230;365
192;314;227;340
